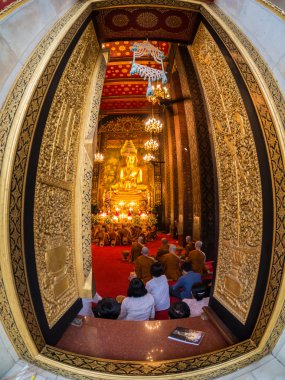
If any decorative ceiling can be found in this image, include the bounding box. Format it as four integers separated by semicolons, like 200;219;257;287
100;41;170;114
93;8;201;43
95;7;201;114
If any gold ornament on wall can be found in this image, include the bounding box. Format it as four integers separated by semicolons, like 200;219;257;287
192;23;263;324
34;22;99;327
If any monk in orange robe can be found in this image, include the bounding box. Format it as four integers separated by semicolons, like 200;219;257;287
135;247;155;284
187;241;207;275
159;245;181;281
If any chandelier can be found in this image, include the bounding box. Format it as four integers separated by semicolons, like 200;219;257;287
130;40;167;97
144;138;159;151
147;83;170;105
94;152;104;163
143;153;155;162
145;117;163;134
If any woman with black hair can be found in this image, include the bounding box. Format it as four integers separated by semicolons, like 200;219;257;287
146;262;170;311
182;282;210;318
118;278;155;321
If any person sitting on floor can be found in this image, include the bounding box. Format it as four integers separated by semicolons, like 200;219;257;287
146;262;170;312
159;244;181;281
182;283;210;318
135;246;156;284
169;262;201;300
93;298;121;320
108;227;120;246
186;240;208;275
156;237;170;260
78;292;102;317
148;225;157;241
168;301;191;319
118;224;131;245
184;235;195;258
130;236;144;262
118;278;155;321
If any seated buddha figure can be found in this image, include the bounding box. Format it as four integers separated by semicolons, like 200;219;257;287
112;140;146;192
119;154;143;191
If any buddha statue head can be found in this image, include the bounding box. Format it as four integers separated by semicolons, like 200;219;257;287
120;140;137;157
120;140;138;168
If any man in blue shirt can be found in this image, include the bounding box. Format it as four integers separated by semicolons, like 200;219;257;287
169;262;201;299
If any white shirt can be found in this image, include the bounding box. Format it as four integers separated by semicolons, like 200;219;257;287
78;293;102;317
182;297;209;317
146;275;170;311
118;293;155;321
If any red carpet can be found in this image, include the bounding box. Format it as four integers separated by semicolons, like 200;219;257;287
92;233;177;299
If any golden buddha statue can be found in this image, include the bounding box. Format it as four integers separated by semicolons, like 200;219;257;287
112;140;146;192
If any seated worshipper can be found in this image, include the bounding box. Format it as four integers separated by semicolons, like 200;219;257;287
168;301;191;319
159;244;181;281
135;246;156;284
169;262;201;299
118;278;155;321
118;224;131;245
187;240;207;275
108;228;120;246
182;283;210;318
78;292;102;317
156;238;170;260
93;298;121;320
130;236;144;262
148;225;157;241
184;235;195;258
146;262;170;312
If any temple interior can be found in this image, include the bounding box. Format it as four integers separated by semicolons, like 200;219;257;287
0;1;285;379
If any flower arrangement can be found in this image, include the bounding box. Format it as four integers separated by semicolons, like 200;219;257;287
147;214;157;226
132;215;141;225
91;214;101;226
104;215;113;224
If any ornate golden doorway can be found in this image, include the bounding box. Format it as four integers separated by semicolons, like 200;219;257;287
0;1;284;379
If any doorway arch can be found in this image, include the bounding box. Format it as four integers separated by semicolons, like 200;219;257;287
0;1;284;378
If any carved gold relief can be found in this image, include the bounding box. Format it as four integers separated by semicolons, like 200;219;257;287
34;22;99;327
191;24;263;324
99;115;146;135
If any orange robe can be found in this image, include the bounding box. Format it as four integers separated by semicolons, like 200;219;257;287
156;244;169;260
185;241;195;258
131;242;144;262
135;255;155;284
187;249;207;275
159;253;181;281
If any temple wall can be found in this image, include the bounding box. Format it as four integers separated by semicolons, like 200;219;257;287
215;0;285;95
0;322;18;378
0;0;77;109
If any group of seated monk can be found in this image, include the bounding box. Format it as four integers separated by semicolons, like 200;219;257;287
92;224;157;246
131;236;209;280
78;235;212;322
79;267;211;321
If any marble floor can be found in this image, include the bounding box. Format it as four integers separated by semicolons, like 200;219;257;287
56;315;229;361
